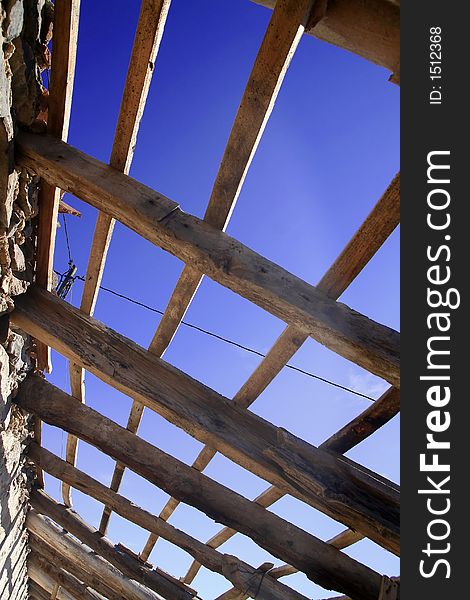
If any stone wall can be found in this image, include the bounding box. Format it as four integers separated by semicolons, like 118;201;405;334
1;1;50;598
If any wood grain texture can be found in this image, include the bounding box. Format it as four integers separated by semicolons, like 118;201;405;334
29;445;309;600
13;297;399;553
27;512;160;600
29;534;118;600
64;0;172;509
252;0;400;80
29;553;105;600
215;529;364;599
182;386;399;583
31;490;195;600
16;376;386;600
16;133;400;387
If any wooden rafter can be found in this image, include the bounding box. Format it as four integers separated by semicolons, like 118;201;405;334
142;172;400;563
99;0;323;535
16;377;388;600
16;133;400;386
29;553;105;600
252;0;400;81
183;385;400;584
13;301;399;553
35;0;80;372
31;490;196;600
63;0;172;508
28;512;160;600
29;444;311;600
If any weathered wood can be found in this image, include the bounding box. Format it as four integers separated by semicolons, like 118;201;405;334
323;386;400;454
252;0;400;81
215;529;364;599
59;199;81;217
16;133;400;386
13;295;399;553
143;173;400;559
28;576;75;600
16;377;386;600
182;386;399;584
31;490;195;600
103;0;320;534
28;511;162;600
29;445;310;600
29;534;118;600
64;0;172;509
35;0;80;372
29;553;105;600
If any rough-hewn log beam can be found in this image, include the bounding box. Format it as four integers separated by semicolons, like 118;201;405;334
215;529;364;599
142;173;400;560
15;376;386;600
30;490;195;600
64;0;172;509
29;553;105;600
183;385;399;583
27;512;160;600
29;444;309;600
13;295;399;553
29;534;118;600
16;132;400;386
252;0;400;81
101;0;320;536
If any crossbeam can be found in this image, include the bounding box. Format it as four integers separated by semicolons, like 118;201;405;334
28;512;160;600
16;133;400;386
16;375;387;600
28;444;309;600
252;0;400;81
13;293;399;552
31;490;195;600
183;385;399;583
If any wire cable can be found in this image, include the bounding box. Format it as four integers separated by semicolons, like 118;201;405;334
71;274;375;402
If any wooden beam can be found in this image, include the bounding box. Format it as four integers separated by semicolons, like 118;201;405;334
100;0;320;534
13;296;400;554
64;0;172;508
30;490;195;600
252;0;400;81
29;535;117;600
28;577;75;600
16;377;387;600
142;173;400;560
29;553;105;600
182;386;399;584
215;529;364;600
16;133;400;386
29;445;310;600
28;512;160;600
35;0;80;372
59;199;81;217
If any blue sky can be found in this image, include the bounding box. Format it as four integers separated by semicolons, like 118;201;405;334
42;1;400;597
